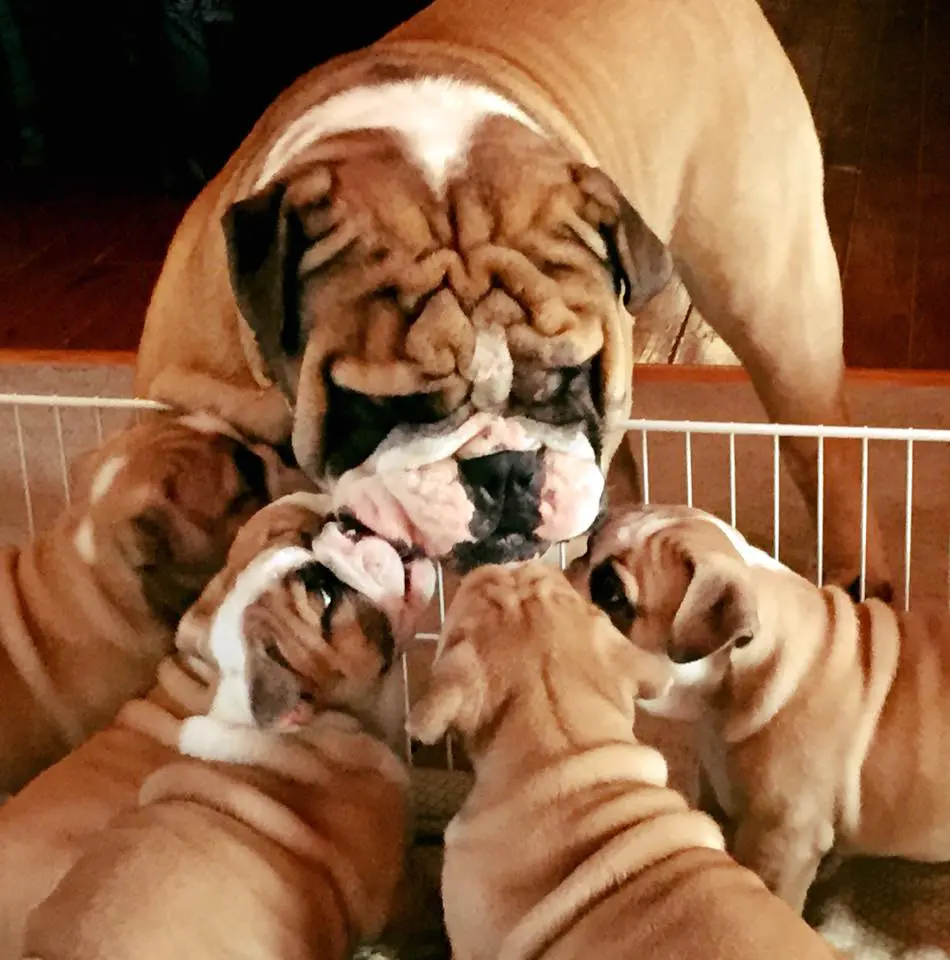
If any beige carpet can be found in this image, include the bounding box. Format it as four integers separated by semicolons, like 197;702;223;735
3;362;950;958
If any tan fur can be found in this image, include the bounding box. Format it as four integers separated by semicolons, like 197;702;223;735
21;714;408;960
0;416;298;796
12;500;411;960
0;655;214;957
134;0;889;596
407;561;840;959
584;505;950;918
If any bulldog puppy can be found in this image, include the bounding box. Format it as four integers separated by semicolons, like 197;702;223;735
0;493;435;958
134;0;890;596
406;561;841;960
583;503;950;917
0;411;298;797
20;496;430;960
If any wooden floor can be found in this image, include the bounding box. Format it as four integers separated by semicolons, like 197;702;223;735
0;0;948;368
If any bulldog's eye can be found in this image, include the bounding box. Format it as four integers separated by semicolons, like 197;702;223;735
297;563;340;611
589;561;637;635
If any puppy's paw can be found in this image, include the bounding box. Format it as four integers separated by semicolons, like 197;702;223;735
177;715;260;765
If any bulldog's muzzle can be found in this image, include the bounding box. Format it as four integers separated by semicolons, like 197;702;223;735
331;411;605;569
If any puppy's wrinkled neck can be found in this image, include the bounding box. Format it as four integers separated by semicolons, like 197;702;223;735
469;668;645;786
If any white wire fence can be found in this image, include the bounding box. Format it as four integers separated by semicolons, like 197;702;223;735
2;394;949;768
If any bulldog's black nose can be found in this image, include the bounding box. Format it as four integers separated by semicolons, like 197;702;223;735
458;450;544;540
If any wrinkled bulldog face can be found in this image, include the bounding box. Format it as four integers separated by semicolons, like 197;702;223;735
179;501;437;732
223;114;672;567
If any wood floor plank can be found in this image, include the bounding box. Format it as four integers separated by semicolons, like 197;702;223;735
910;0;950;368
824;166;861;271
842;0;926;368
0;262;156;351
812;0;889;169
765;0;841;107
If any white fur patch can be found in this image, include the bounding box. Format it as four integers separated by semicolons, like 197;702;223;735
90;454;128;503
73;517;96;563
255;78;543;195
178;714;263;764
702;514;789;573
204;545;316;726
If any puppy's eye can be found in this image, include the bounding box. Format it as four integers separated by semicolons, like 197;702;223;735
297;563;339;610
589;561;637;635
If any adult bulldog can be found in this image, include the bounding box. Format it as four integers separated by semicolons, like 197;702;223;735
135;0;888;594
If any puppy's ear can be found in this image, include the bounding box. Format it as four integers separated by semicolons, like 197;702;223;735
113;485;235;628
670;556;759;663
113;503;215;627
405;640;484;745
573;164;673;313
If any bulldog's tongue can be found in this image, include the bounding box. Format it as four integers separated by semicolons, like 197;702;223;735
309;523;436;635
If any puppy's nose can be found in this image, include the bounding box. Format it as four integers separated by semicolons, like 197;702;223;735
458;450;542;536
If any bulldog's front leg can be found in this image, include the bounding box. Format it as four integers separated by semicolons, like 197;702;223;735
731;815;832;916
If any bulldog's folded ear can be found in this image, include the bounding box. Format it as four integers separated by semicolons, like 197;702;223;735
405;640;485;745
222;180;309;398
670;556;760;663
573;164;673;314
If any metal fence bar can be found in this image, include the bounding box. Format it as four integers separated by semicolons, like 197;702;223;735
0;394;167;410
625;418;950;444
53;406;71;506
816;436;825;587
13;405;34;539
684;432;693;507
94;408;105;447
772;434;780;561
639;430;651;504
860;436;869;602
904;439;914;612
728;432;737;528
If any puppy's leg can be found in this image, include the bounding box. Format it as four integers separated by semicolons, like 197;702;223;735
731;816;830;916
671;90;890;601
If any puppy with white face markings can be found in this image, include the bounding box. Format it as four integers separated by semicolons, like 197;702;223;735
584;503;950;920
16;493;434;960
0;412;298;797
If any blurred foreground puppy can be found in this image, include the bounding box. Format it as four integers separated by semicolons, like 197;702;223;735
584;504;950;917
407;561;841;959
3;494;433;959
0;412;297;796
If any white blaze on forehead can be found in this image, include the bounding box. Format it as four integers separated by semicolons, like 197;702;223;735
89;454;128;503
206;545;315;726
255;78;544;195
